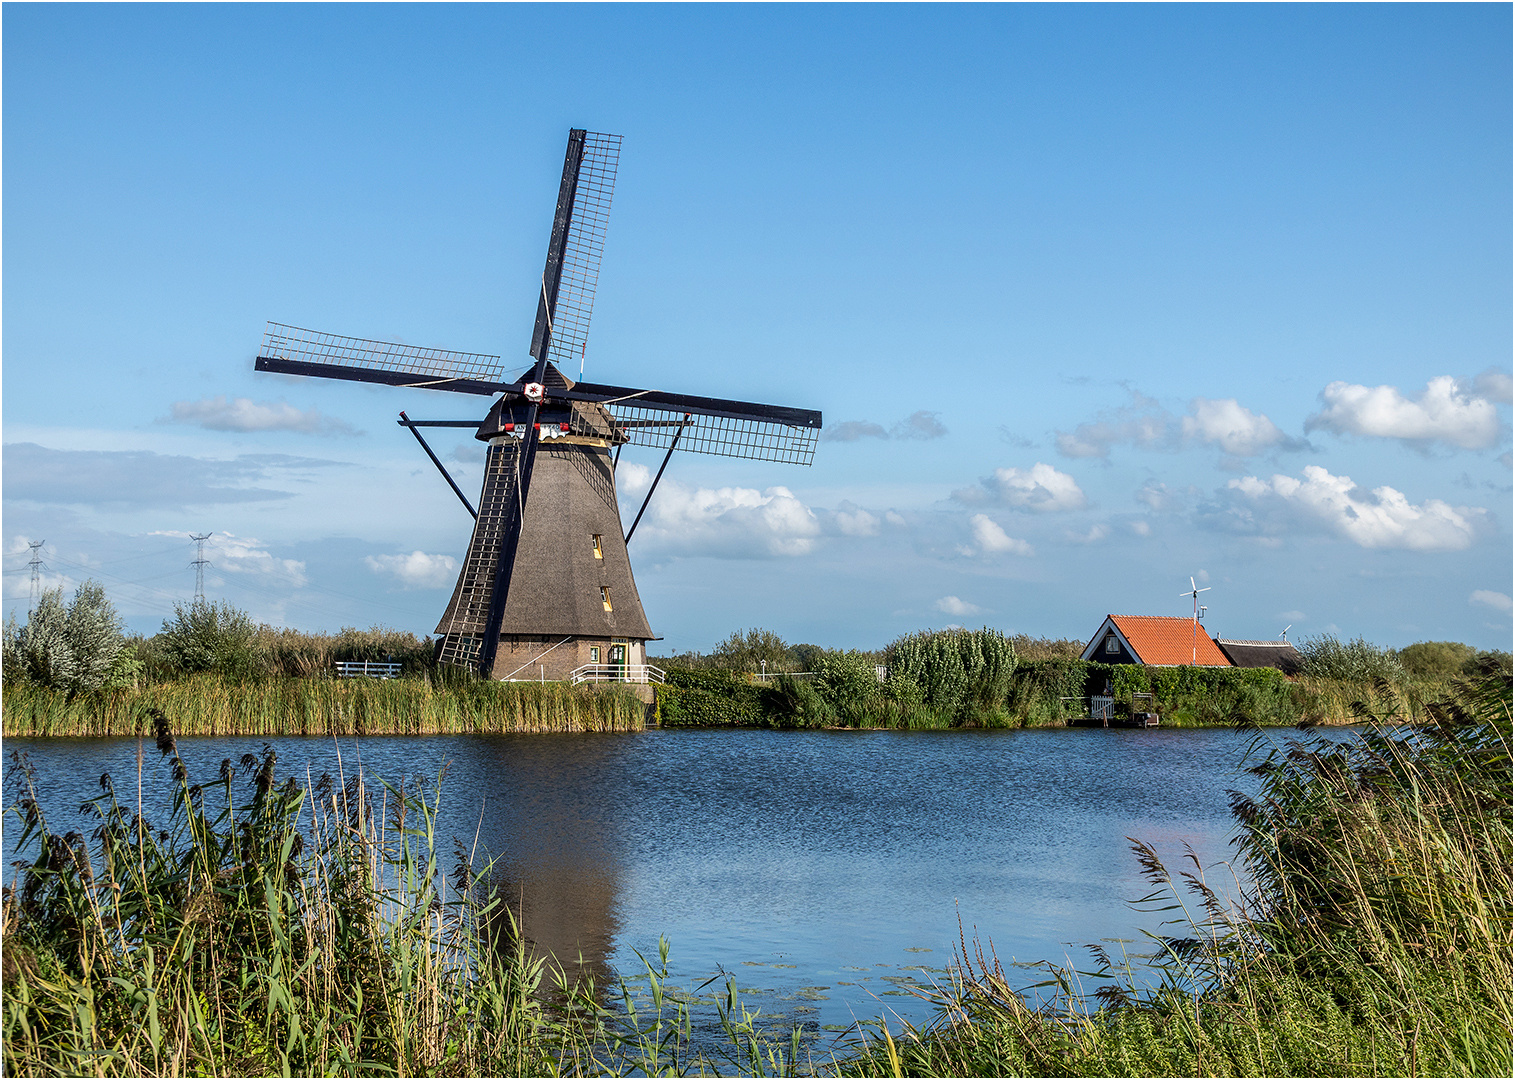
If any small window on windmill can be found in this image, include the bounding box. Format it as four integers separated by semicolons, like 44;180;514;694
592;534;603;559
601;586;613;612
590;645;601;663
1105;634;1120;655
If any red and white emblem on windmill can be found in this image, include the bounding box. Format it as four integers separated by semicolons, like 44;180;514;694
523;381;545;403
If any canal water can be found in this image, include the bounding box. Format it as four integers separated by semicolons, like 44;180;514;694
2;726;1334;1039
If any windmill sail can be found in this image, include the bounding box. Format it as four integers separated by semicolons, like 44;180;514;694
529;129;622;374
256;323;506;392
579;399;819;465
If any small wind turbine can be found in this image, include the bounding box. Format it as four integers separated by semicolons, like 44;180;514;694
1181;575;1211;664
1279;624;1291;641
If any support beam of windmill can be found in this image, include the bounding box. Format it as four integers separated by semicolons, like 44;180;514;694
253;128;822;683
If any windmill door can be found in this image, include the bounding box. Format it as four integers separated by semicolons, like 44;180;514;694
610;641;627;681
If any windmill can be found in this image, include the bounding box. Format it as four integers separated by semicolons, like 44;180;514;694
254;129;822;681
1180;575;1211;665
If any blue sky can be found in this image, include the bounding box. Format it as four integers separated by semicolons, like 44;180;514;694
4;3;1511;653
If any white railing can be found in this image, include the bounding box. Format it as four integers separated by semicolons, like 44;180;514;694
335;660;402;679
569;663;666;685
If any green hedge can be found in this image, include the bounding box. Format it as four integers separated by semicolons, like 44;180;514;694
658;656;1385;730
656;668;766;727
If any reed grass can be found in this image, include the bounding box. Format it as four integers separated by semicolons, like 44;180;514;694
1;673;646;738
1;716;812;1076
2;718;555;1076
840;668;1514;1077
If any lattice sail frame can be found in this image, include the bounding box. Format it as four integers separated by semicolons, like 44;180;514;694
261;323;506;384
545;131;621;377
544;400;819;465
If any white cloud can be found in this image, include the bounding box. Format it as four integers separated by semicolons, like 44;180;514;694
1130;520;1152;537
618;461;652;495
955;462;1087;512
822;411;948;443
619;473;822;558
165;396;357;435
1470;590;1512;615
1182;398;1302;456
884;510;907;527
1305;376;1502;450
968;514;1034;556
1226;466;1485;552
822;420;889;443
1055;392;1172;458
832;503;880;537
365;551;459;589
1066;524;1110;544
1474;368;1513;405
151;530;308;584
935;595;981;616
1058;391;1303;459
891;411;948;440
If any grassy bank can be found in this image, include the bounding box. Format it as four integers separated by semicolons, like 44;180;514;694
1;673;646;738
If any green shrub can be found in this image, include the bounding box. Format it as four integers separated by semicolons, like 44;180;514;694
884;628;1017;723
813;650;883;710
156;599;259;679
656;668;764;726
1296;633;1405;681
1394;640;1476;678
1;582;139;696
1005;658;1094;725
764;672;834;728
708;627;795;673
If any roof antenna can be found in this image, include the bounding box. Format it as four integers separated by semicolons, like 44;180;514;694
1180;575;1211;665
1280;624;1291;641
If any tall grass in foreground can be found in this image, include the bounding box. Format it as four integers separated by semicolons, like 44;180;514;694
843;669;1513;1077
1;715;551;1076
1;674;646;737
0;712;810;1076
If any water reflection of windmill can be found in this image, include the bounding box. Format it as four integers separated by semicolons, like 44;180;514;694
255;130;822;683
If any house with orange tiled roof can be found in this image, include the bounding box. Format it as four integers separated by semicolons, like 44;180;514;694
1079;614;1232;667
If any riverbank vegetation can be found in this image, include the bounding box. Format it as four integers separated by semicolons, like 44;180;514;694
3;590;640;737
5;584;1507;736
842;665;1513;1077
3;668;1508;1076
1;674;646;738
655;627;1507;730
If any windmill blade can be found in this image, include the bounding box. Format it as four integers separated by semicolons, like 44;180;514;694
256;322;505;394
600;401;819;465
517;381;822;465
529;130;622;375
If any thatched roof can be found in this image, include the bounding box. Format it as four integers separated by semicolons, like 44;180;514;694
1217;639;1302;675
